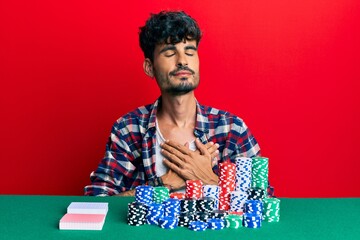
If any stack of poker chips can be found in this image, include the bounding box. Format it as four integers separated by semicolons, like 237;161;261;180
163;198;181;217
243;199;263;228
225;214;243;229
127;202;147;226
230;191;248;212
188;220;208;231
247;187;267;200
251;157;269;189
146;203;164;225
153;186;170;204
218;162;236;210
262;198;280;222
169;192;186;199
244;200;263;219
207;218;226;230
158;216;178;229
127;155;281;230
235;157;252;192
202;185;220;209
231;157;252;212
243;213;262;228
135;185;153;205
185;180;203;199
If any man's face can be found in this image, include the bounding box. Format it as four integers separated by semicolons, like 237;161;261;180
151;39;200;96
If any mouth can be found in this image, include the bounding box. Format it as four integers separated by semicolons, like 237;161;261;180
174;71;192;76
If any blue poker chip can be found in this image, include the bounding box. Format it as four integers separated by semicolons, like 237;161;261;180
163;198;181;217
243;213;262;228
207;218;225;230
188;220;207;231
135;185;153;205
146;203;164;225
159;216;178;229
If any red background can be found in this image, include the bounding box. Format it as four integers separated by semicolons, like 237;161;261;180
1;0;359;197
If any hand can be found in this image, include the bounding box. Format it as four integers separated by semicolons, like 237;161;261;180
161;139;219;185
116;189;135;196
160;168;186;191
185;141;220;164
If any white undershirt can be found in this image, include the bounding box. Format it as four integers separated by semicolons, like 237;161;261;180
155;119;197;177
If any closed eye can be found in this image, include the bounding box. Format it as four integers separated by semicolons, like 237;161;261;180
185;46;197;56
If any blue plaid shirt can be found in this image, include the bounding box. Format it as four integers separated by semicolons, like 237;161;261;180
84;98;260;196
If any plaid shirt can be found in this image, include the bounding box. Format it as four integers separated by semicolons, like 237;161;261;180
84;98;260;196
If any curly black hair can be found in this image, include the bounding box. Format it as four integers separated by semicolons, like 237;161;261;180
139;11;202;62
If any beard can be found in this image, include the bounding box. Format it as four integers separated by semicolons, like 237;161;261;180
154;68;200;96
166;80;199;96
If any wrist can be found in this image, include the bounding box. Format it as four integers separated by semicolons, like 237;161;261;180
204;172;218;185
160;175;173;191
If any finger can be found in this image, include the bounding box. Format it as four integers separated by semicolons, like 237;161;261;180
207;142;219;155
163;140;192;155
211;149;220;159
195;138;211;157
161;148;185;167
163;158;183;176
193;141;212;155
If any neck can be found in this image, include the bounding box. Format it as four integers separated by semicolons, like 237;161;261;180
157;92;197;128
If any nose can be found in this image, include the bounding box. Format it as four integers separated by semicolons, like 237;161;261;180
176;52;188;67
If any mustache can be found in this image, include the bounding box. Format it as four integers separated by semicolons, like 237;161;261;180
169;66;195;76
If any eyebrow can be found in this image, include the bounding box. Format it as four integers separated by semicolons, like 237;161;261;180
185;45;198;51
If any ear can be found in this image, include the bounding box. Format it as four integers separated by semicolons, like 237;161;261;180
143;59;154;78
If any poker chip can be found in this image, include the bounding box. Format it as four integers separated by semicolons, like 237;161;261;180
188;220;207;231
196;197;215;213
186;180;203;199
158;216;178;229
251;157;269;190
163;198;181;217
225;214;243;229
180;198;197;213
207;218;225;230
202;185;220;209
247;187;267;200
235;157;252;192
194;211;210;222
146;203;164;225
218;162;236;210
210;209;228;219
170;192;186;199
135;185;153;205
127;202;147;226
230;190;248;212
262;197;280;222
228;211;243;216
243;213;262;228
153;187;169;204
178;212;195;227
244;200;263;220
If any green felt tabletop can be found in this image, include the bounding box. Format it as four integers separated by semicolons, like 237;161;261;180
0;195;359;240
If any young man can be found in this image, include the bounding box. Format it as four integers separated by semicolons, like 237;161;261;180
84;11;260;196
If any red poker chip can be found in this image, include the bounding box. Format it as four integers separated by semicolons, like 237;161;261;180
170;192;186;199
186;180;203;199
